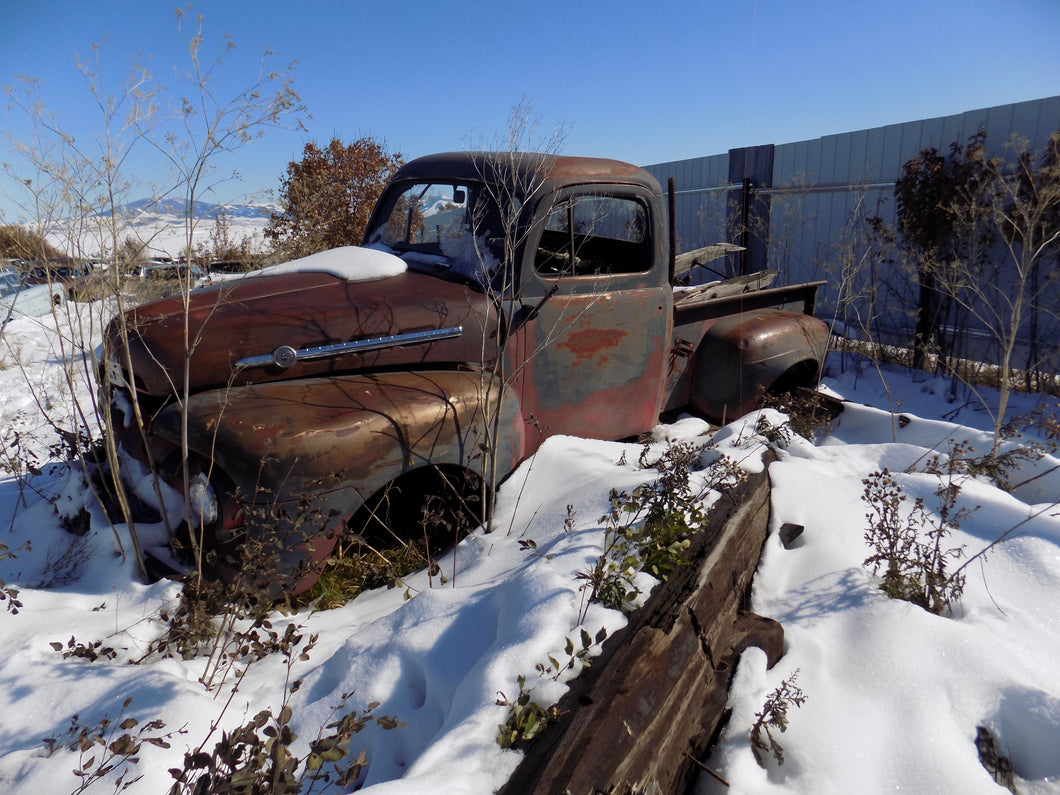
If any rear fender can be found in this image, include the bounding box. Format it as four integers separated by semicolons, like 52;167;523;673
690;309;829;421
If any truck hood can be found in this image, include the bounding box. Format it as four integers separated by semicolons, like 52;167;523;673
106;247;500;397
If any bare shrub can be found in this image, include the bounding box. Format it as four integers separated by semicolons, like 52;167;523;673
41;697;181;794
577;442;747;622
861;468;969;615
750;670;807;768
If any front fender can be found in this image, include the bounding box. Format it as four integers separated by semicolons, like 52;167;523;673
153;370;527;515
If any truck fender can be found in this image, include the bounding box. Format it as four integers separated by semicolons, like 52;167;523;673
689;309;829;422
150;371;526;588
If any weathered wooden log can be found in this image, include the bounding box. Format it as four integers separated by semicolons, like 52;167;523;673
502;454;780;795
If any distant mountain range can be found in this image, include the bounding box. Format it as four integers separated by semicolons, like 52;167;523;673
41;197;278;259
103;197;279;221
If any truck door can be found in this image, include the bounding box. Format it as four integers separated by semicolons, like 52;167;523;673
510;187;673;449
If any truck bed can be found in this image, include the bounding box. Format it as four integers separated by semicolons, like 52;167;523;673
673;276;826;321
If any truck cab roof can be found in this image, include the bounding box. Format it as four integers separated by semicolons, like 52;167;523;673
385;152;664;198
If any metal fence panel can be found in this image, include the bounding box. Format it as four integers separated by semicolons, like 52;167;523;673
644;96;1060;375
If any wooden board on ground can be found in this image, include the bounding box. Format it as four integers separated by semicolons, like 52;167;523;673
502;453;781;795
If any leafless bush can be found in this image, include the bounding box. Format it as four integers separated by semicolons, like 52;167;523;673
861;468;969;615
750;670;807;768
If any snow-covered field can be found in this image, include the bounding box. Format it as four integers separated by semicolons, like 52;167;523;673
42;200;274;261
0;301;1058;794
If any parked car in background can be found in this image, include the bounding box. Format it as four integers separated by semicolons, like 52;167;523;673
133;261;209;299
207;259;261;278
0;269;64;326
25;259;94;300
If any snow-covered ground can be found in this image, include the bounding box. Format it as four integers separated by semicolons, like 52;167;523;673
0;300;1058;794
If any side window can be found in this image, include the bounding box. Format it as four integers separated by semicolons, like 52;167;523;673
535;194;650;276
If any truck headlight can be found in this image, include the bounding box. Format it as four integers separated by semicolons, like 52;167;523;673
188;471;219;528
95;343;128;390
185;466;244;546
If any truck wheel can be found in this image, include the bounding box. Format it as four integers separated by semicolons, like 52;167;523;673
343;465;488;576
766;359;819;395
759;361;843;437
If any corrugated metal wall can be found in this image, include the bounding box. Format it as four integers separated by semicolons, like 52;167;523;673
650;152;731;257
644;95;1060;370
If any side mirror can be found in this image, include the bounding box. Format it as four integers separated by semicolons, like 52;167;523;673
453;188;466;204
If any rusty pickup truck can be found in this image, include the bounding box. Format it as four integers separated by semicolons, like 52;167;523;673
100;151;829;590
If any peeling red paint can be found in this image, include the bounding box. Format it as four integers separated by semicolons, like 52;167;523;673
557;327;628;363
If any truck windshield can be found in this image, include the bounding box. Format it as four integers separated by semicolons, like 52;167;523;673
366;181;511;289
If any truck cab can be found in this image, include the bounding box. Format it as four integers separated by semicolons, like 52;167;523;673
363;153;674;450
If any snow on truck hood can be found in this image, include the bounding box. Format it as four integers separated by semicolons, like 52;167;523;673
250;246;407;281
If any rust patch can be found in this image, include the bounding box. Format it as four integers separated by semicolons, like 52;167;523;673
557;327;628;364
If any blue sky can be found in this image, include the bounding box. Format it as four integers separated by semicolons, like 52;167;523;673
2;0;1059;221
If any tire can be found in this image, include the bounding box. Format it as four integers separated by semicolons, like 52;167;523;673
767;359;819;396
346;465;487;561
